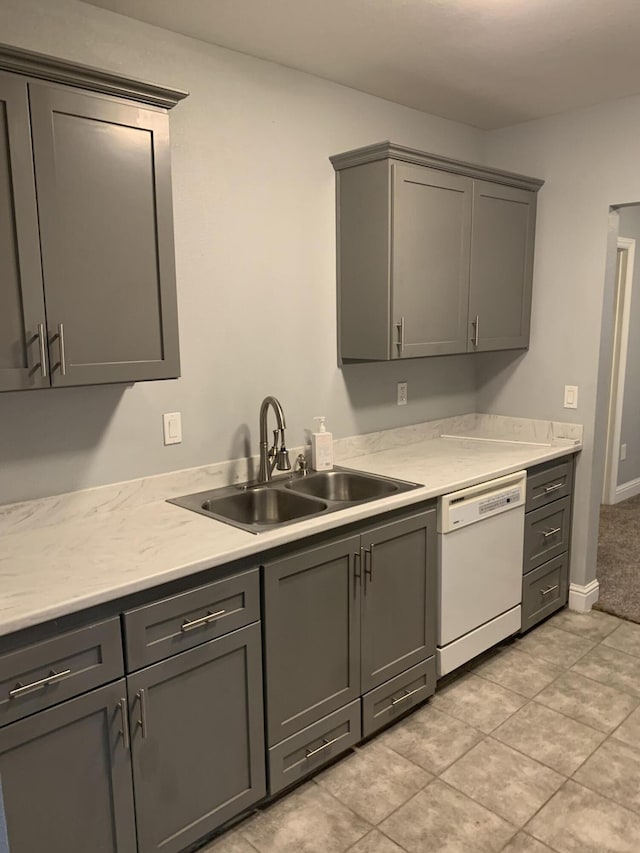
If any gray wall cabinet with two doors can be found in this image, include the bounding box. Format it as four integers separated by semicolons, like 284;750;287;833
0;45;185;392
331;142;544;361
0;502;437;853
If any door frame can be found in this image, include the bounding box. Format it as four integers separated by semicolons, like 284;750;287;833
603;236;635;503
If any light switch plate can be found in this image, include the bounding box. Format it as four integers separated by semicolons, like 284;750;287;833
621;443;627;461
163;412;182;445
564;385;578;409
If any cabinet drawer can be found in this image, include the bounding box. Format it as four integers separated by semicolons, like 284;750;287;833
362;656;436;739
521;554;569;632
124;568;259;671
0;618;123;727
268;699;361;795
523;496;571;574
526;457;573;511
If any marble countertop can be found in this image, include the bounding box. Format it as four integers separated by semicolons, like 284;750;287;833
0;416;581;639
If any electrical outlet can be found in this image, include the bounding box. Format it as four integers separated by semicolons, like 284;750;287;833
564;385;578;409
163;412;182;445
397;381;408;406
621;443;627;461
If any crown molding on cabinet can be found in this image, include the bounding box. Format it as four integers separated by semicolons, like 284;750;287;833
0;42;188;109
330;141;544;192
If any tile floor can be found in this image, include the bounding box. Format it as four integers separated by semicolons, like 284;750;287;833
200;608;640;853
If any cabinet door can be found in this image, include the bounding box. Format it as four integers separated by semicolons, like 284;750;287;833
128;623;265;853
263;535;361;745
0;679;136;853
468;181;536;351
29;82;180;386
0;71;48;391
392;163;472;357
360;510;436;693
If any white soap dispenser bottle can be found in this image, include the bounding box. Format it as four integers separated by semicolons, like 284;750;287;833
311;417;333;471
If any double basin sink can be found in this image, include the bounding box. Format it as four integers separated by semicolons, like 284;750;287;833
169;467;421;533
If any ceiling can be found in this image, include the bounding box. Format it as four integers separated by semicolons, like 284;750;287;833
83;0;640;129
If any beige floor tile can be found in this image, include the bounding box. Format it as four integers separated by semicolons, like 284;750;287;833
527;780;640;852
501;833;556;853
430;672;526;733
574;738;640;814
513;623;595;669
379;702;483;773
534;670;639;732
346;830;405;853
379;780;515;853
441;738;563;826
603;620;640;658
240;783;370;853
467;646;561;698
612;705;640;747
493;700;606;776
199;831;258;852
571;642;640;698
314;741;431;825
548;607;621;641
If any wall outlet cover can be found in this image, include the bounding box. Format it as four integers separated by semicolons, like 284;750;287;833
397;382;408;406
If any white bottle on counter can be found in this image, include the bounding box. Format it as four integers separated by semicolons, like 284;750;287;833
311;417;333;471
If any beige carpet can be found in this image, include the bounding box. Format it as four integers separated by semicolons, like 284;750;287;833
595;494;640;624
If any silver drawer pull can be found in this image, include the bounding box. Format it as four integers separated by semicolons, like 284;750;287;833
37;323;48;378
305;734;342;759
543;483;563;494
119;697;131;750
181;609;226;632
542;527;562;539
137;688;149;739
541;584;559;597
391;685;423;706
9;668;71;699
396;318;405;354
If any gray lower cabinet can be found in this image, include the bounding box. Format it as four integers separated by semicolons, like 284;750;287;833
128;623;266;853
331;142;543;362
0;59;182;392
263;508;437;792
521;456;574;632
0;679;137;853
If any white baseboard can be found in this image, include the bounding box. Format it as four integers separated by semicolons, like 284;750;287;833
615;476;640;503
569;580;600;612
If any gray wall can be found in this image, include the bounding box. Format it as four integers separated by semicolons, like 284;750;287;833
0;0;483;506
616;206;640;486
479;96;640;590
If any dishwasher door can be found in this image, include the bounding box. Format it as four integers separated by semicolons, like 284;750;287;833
438;471;526;648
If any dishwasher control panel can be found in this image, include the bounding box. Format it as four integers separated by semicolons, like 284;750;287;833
438;471;526;533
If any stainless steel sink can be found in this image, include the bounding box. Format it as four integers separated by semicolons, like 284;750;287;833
286;469;400;502
168;466;421;533
202;487;326;529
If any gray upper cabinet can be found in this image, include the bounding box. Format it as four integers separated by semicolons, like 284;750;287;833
0;71;48;391
331;142;543;362
0;680;137;853
468;181;536;351
0;46;186;391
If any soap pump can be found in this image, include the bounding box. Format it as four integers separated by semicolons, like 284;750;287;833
311;417;333;471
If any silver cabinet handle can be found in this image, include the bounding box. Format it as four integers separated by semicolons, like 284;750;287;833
544;483;563;494
9;668;71;699
541;584;559;597
396;317;405;355
471;314;479;347
353;551;361;596
181;608;226;632
362;544;374;589
37;323;48;378
542;527;561;539
137;688;149;739
57;323;67;376
119;697;131;750
391;685;423;706
305;734;342;759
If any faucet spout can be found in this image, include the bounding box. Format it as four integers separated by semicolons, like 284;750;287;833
258;396;289;482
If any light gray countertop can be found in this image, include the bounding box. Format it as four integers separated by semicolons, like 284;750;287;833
0;424;580;639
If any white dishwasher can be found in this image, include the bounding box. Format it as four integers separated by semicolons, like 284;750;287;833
437;470;526;676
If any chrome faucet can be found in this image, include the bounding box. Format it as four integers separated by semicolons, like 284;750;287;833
258;396;291;482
